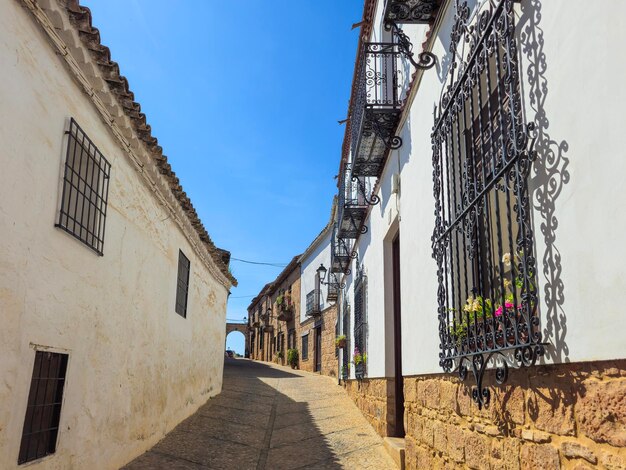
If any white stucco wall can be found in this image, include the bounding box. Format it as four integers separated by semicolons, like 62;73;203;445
343;0;626;379
299;230;332;324
0;1;230;468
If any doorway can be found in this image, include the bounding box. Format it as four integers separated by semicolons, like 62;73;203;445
392;234;405;437
314;326;322;372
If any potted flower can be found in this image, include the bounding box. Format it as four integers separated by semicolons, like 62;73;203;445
353;348;366;380
335;335;347;349
287;348;299;369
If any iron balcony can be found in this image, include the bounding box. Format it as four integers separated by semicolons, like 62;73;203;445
337;166;379;239
384;0;440;25
331;223;352;275
350;42;407;178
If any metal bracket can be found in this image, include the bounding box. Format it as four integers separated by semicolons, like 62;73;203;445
385;20;436;70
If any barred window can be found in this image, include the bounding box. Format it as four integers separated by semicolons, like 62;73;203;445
56;118;111;255
175;250;190;318
306;289;320;316
301;334;309;360
431;0;542;408
19;351;69;464
353;264;367;373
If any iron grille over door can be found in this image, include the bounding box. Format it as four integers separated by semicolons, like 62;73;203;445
19;351;69;464
431;0;542;408
56;118;111;255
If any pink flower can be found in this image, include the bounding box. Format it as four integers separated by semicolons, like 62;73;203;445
495;302;515;317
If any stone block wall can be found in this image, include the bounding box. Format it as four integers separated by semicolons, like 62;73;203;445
343;378;396;437
404;359;626;470
320;305;338;378
295;305;338;378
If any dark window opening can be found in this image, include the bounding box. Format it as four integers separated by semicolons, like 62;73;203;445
56;118;111;255
301;334;309;361
18;351;69;465
175;250;190;318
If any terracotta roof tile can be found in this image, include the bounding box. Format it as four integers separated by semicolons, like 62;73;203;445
60;0;236;286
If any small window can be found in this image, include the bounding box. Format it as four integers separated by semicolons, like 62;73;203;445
175;250;190;318
301;334;309;360
56;118;111;255
18;351;69;465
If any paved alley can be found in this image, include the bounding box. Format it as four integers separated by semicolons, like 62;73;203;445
123;359;396;470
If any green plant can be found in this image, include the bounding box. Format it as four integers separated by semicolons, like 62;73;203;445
277;350;284;359
353;347;365;365
276;294;284;306
287;348;299;367
335;335;346;348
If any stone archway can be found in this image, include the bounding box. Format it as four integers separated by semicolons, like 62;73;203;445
225;323;250;357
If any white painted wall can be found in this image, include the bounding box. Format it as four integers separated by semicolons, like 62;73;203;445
0;1;230;468
343;0;626;379
299;230;332;323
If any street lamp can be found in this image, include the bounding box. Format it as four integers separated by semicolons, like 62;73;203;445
316;263;328;284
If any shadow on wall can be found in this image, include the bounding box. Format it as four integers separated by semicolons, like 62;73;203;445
519;0;571;364
123;359;343;469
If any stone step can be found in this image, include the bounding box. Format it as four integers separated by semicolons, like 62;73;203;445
383;437;406;470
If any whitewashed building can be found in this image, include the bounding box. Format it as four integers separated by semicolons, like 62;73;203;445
335;0;626;467
0;0;235;468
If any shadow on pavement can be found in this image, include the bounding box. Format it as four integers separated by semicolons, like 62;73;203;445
122;358;343;469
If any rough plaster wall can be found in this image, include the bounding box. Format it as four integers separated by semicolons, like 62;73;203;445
0;2;229;468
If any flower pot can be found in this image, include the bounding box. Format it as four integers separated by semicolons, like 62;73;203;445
336;338;347;349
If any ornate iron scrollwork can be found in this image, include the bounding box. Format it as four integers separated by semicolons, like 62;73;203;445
385;0;440;24
385;20;437;70
431;0;544;408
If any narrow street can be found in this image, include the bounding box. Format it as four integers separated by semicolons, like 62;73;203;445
124;359;396;469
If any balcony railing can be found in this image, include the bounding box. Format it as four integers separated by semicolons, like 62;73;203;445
327;273;339;302
276;302;294;322
384;0;441;25
350;42;409;178
306;289;320;317
331;224;353;275
337;166;379;239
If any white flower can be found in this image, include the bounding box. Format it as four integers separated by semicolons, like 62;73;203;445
502;253;512;267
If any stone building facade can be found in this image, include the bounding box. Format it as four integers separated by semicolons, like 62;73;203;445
330;0;626;468
249;200;341;379
0;0;235;468
248;257;301;367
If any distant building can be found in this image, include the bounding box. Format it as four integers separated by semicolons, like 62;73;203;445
0;0;235;467
248;200;340;378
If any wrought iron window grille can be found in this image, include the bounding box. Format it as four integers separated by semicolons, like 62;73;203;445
341;296;351;379
18;351;69;464
175;250;190;318
353;262;368;380
306;289;321;317
56;118;111;256
431;0;542;409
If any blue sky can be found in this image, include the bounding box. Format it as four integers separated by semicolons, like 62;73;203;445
86;1;363;353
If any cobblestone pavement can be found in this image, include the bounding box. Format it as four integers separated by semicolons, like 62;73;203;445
124;358;396;469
